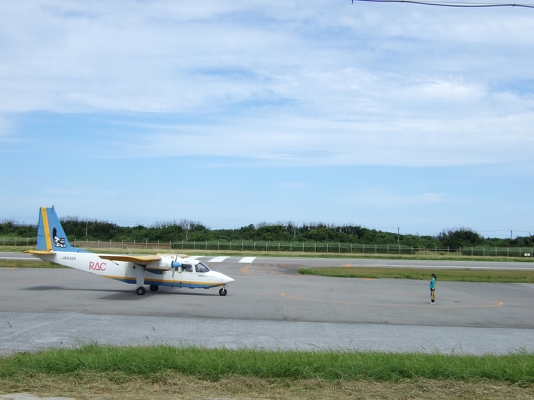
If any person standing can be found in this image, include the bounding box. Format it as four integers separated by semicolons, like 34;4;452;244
430;273;436;304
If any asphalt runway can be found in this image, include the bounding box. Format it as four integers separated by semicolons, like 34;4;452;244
1;253;533;355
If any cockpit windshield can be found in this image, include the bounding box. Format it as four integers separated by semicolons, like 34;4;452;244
195;262;210;273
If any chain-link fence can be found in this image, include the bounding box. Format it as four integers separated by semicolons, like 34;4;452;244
2;237;532;258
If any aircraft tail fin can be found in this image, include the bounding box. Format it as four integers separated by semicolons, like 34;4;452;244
35;206;83;252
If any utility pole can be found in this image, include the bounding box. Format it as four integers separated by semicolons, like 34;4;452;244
397;227;400;243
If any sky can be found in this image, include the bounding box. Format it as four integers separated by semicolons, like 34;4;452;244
1;1;533;239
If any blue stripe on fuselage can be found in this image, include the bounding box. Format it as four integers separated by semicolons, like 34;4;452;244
105;276;222;288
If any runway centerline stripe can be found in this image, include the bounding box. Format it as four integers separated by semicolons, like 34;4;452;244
239;257;256;263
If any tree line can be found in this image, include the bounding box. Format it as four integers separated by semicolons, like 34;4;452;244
1;218;533;249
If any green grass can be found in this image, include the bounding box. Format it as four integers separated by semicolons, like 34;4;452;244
298;267;534;283
1;344;532;384
0;259;64;269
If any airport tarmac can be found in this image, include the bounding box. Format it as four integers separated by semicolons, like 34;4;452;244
1;255;534;356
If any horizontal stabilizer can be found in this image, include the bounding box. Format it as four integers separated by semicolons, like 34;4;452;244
27;250;56;255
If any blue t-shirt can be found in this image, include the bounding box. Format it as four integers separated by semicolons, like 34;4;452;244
430;277;436;290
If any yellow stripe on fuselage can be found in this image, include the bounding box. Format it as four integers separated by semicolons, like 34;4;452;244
41;207;52;251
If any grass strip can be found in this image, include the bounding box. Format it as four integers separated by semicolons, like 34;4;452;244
298;267;534;283
1;344;533;384
3;246;534;263
0;259;64;268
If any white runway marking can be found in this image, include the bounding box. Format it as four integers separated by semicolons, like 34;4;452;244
209;256;230;262
239;257;256;263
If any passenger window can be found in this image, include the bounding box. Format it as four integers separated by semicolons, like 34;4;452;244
182;264;192;272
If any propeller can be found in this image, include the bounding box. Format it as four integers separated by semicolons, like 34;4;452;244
171;253;182;276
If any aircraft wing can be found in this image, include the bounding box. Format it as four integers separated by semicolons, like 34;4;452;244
97;254;172;271
98;255;162;264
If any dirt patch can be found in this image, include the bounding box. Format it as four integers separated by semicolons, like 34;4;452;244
2;374;533;399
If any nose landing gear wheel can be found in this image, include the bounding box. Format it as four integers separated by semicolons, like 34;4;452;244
150;285;159;292
219;288;227;296
136;287;147;295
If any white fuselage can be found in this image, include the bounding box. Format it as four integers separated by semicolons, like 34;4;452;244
37;252;234;289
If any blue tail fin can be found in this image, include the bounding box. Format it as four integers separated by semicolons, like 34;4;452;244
36;206;83;252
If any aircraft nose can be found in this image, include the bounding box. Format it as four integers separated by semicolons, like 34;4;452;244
222;275;234;284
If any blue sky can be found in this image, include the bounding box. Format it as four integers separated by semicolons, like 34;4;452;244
1;1;533;238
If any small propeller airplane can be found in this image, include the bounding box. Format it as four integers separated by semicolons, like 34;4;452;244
27;206;234;296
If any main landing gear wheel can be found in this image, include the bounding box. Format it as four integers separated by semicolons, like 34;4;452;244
219;288;227;296
136;286;147;296
149;285;159;292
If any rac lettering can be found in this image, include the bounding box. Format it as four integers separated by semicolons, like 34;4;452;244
89;261;106;271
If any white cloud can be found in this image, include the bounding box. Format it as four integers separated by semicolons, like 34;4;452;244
0;0;533;170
